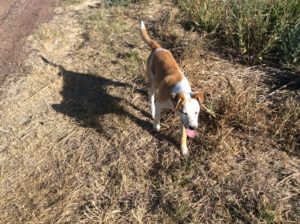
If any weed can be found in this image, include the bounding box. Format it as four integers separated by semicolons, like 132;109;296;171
270;98;300;154
178;0;300;65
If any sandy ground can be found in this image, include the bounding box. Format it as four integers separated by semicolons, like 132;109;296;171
0;0;56;85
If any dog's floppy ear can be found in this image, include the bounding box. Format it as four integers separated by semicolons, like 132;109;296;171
171;92;185;111
192;91;205;108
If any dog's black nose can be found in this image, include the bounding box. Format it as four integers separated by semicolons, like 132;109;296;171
188;126;195;130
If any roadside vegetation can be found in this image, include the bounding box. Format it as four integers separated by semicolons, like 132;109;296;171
178;0;300;66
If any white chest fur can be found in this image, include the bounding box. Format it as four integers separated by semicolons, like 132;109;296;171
172;77;192;94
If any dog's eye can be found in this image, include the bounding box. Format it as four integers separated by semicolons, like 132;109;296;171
195;112;198;115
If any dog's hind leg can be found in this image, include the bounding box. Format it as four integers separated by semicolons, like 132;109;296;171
153;102;161;131
148;86;155;119
146;54;156;119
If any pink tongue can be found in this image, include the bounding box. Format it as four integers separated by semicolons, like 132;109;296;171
186;128;196;138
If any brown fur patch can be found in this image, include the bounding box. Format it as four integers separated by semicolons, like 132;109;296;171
147;49;184;102
171;92;186;111
192;91;205;108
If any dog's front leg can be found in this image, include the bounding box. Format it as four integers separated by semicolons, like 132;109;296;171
181;124;189;156
153;102;161;131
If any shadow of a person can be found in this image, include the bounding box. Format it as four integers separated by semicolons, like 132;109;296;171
52;67;130;133
41;56;178;146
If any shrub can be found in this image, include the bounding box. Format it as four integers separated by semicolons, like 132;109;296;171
178;0;300;65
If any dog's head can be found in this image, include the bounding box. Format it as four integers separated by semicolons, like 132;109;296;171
172;92;204;135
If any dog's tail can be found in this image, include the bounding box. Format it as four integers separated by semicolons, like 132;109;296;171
140;21;161;50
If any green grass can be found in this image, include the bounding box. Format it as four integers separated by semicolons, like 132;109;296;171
178;0;300;66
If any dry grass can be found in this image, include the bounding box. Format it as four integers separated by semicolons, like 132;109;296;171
0;0;299;223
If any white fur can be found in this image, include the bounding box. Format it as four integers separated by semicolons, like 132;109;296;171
153;103;161;131
153;100;173;131
141;21;145;30
179;98;200;129
154;48;169;53
148;87;155;119
171;77;200;129
172;77;192;94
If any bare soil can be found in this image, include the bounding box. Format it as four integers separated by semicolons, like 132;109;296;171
0;0;56;85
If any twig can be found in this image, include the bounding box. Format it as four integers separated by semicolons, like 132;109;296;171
202;104;217;118
276;172;300;186
0;127;10;134
23;84;49;102
266;77;300;98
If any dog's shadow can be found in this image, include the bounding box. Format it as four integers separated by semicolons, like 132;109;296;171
43;57;178;145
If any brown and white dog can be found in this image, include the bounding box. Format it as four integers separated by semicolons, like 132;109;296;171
140;21;204;156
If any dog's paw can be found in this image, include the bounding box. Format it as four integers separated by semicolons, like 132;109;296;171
153;123;160;131
151;112;155;120
181;145;189;157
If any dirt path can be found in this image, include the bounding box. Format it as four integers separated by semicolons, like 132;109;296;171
0;0;56;85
